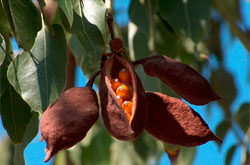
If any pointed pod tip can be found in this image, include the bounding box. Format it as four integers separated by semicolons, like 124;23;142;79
44;149;53;162
213;134;223;144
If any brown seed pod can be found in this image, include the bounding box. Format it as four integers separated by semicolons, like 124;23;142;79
40;87;99;162
99;54;147;140
133;55;220;105
145;91;222;147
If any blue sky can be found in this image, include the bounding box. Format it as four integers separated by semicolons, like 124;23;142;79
1;0;250;164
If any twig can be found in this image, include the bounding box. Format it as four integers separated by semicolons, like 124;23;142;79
107;12;115;39
214;0;250;53
86;70;101;88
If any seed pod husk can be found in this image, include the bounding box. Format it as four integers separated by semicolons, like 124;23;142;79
145;91;222;147
134;55;220;105
40;87;99;162
99;54;147;140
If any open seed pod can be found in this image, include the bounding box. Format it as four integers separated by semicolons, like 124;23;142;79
99;54;147;140
145;91;222;147
134;55;220;105
40;87;99;162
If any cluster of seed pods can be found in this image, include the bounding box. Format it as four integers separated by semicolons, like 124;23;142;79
40;37;223;162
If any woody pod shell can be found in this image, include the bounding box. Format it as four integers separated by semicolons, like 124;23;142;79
99;54;148;140
40;87;99;162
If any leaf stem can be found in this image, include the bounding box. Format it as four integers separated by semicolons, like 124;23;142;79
86;70;101;88
63;47;76;92
214;0;250;53
147;1;156;54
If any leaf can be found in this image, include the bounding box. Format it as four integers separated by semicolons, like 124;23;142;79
13;112;39;165
0;34;13;98
0;2;10;36
81;127;112;165
2;0;41;51
0;83;33;144
177;147;196;165
7;25;67;113
211;69;237;115
135;55;220;105
56;0;73;26
225;145;237;165
158;0;211;42
0;137;14;164
110;140;143;165
215;120;231;145
234;103;250;133
145;91;222;146
133;132;161;164
128;22;151;61
70;0;106;77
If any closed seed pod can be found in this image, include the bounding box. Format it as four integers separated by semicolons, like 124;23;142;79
99;54;147;140
133;55;220;105
40;87;99;162
145;91;222;147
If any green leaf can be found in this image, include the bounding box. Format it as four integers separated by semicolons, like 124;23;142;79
0;137;14;164
225;145;237;165
133;132;161;164
128;22;151;61
234;103;250;133
3;0;41;51
158;0;211;42
176;147;196;165
110;140;144;165
56;0;73;26
215;120;231;145
0;83;32;144
13;112;39;165
7;25;67;113
211;69;237;116
69;0;106;77
0;2;10;35
0;34;13;98
81;126;112;165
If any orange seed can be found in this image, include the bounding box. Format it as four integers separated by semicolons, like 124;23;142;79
122;101;133;115
116;85;131;100
118;68;131;84
111;78;120;91
116;95;123;104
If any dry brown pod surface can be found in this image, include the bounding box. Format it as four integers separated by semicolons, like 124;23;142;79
145;91;222;146
40;87;99;162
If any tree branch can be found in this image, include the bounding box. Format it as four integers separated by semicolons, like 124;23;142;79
214;0;250;54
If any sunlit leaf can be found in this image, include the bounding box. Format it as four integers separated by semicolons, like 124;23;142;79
234;103;250;133
226;145;237;165
0;83;32;143
13;112;39;165
7;25;67;113
56;0;73;26
158;0;211;42
2;0;41;51
211;69;237;116
70;0;106;77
